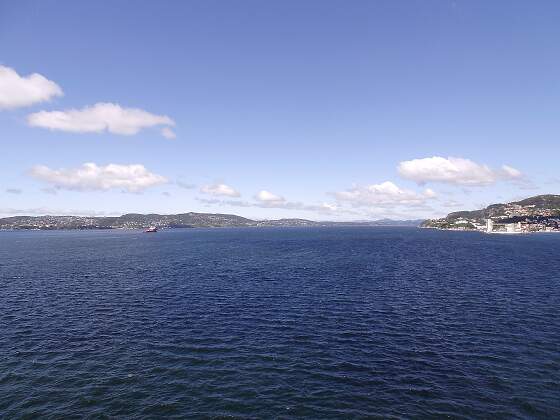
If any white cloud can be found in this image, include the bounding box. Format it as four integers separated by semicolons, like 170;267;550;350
197;198;253;208
27;102;174;137
334;181;435;207
197;197;351;217
0;207;118;217
253;190;331;212
200;183;240;197
398;156;523;186
29;162;167;192
255;190;286;205
501;165;522;179
161;127;176;139
0;65;63;110
199;185;436;220
198;189;347;215
318;202;339;212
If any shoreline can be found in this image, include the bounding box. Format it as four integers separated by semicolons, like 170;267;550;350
0;225;422;232
421;226;560;235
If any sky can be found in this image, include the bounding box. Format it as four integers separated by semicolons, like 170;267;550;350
1;0;559;220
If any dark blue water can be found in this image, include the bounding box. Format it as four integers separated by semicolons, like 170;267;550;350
1;228;559;418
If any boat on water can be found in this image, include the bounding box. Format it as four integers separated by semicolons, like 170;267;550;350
144;226;158;233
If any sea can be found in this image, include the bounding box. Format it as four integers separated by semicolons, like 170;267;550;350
1;227;559;419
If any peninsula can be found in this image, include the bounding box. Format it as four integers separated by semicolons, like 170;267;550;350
422;194;560;233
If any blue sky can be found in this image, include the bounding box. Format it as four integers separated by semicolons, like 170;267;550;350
1;0;559;220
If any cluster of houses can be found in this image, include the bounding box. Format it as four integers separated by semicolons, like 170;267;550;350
438;216;560;234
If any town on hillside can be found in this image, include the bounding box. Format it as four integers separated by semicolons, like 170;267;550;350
422;195;560;234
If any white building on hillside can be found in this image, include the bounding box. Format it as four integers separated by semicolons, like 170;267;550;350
486;219;494;233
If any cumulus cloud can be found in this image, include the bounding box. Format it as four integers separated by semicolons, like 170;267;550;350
334;181;435;207
27;102;175;137
29;163;167;192
255;190;286;205
200;183;241;197
398;156;523;186
0;65;63;110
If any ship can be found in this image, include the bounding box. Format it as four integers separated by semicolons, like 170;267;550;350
144;226;158;233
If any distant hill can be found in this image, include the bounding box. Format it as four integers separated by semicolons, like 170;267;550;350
0;212;424;230
0;212;256;230
513;194;560;208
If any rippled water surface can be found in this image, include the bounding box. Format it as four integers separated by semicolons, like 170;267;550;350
1;227;559;418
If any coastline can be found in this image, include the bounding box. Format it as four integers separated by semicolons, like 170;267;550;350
422;226;560;235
